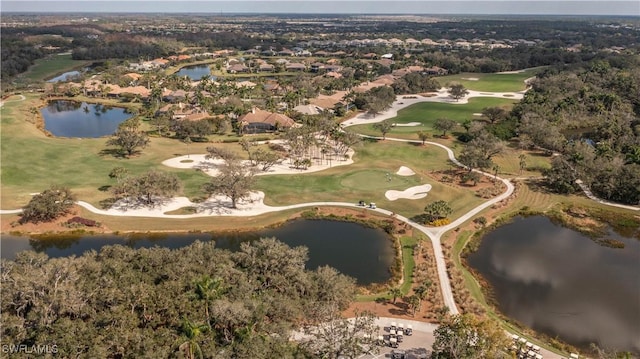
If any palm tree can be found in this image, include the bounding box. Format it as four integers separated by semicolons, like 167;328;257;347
193;275;224;322
179;318;209;359
408;294;421;317
414;280;432;301
388;286;402;304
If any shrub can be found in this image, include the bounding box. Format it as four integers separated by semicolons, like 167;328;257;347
66;217;98;227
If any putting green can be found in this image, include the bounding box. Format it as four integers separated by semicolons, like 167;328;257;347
340;169;418;191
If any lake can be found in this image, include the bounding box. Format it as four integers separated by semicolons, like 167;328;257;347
47;70;81;83
41;100;132;138
1;219;396;285
175;65;214;81
466;216;640;354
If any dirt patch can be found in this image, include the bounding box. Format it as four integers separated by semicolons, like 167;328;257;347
2;205;109;234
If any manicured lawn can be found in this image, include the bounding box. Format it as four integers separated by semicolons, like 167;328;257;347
437;68;542;92
0;94;213;207
349;97;517;139
22;53;91;82
257;140;485;219
2;95;485;220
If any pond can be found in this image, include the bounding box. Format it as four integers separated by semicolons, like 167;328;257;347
47;70;81;83
41;100;132;138
1;219;396;285
175;65;214;81
466;216;640;354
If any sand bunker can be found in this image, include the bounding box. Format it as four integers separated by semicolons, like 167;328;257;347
385;184;432;201
396;166;416;176
393;122;421;127
461;77;480;81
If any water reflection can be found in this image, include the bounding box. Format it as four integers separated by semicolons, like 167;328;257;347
1;220;395;285
41;100;132;138
467;216;640;354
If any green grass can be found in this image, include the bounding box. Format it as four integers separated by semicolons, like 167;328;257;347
1;95;486;221
22;53;91;82
257;140;485;219
349;97;517;139
356;234;418;301
0;94;213;207
399;235;418;295
438;68;542;92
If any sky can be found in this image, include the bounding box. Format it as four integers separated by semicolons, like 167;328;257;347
1;0;639;16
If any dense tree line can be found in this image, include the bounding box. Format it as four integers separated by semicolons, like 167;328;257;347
1;37;45;79
512;55;640;204
72;40;167;60
0;239;360;358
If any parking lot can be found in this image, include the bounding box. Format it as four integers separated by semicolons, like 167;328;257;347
356;318;437;359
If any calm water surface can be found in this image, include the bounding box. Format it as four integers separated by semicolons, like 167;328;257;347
175;65;213;81
467;216;640;354
41;100;132;138
1;219;395;285
47;70;81;83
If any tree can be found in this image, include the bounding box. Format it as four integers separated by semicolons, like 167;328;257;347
388;286;402;304
112;170;181;205
302;310;379;359
183;136;192;158
481;107;507;124
106;125;150;157
424;200;453;223
362;86;395;115
431;314;509;359
202;160;255;208
543;156;579;194
108;167;129;184
417;130;429;145
414;279;433;301
407;294;421;317
518;154;527;175
373;119;393;140
193;275;224;323
458;131;506;171
448;83;469;101
179;318;209;359
434;118;457;138
150;113;171;136
206;145;239;162
20;185;76;224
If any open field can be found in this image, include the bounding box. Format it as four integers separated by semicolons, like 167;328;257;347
437;68;541;92
349;97;517;139
21;53;92;82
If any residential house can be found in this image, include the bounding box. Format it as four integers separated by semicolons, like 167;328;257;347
285;63;307;72
238;108;297;133
293;104;323;115
228;63;249;73
309;90;348;111
424;66;448;76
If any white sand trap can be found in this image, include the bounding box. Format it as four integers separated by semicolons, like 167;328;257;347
396;166;416;176
473;113;483;116
461;77;480;81
393;122;421;127
385;184;432;201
